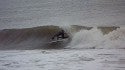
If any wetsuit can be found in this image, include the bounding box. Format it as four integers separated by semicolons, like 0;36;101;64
52;30;68;40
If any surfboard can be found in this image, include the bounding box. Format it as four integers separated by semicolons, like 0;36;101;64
49;39;68;43
49;40;64;43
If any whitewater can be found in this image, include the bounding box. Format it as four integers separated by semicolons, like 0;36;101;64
69;26;125;49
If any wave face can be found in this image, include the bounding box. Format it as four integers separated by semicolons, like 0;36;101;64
0;25;71;49
0;25;123;50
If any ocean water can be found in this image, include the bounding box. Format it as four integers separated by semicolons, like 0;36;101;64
0;0;125;70
0;0;125;29
0;25;124;49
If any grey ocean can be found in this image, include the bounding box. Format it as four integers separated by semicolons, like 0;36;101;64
0;0;125;70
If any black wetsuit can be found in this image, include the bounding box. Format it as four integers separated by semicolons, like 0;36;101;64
52;30;68;40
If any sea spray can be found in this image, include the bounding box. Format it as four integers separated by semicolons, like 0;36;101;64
68;27;125;49
99;27;125;49
68;28;104;49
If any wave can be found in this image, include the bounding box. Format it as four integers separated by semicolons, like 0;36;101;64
0;25;70;49
68;26;125;49
0;25;122;50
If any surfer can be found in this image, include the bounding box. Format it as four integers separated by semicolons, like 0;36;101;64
52;30;69;40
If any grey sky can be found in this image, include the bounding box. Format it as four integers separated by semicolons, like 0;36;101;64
0;0;125;29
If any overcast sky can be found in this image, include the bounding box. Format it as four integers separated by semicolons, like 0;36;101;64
0;0;125;29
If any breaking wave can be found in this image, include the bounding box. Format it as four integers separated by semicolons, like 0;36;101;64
0;25;70;49
0;25;124;50
68;26;125;49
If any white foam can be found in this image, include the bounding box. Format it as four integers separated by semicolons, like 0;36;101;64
100;28;125;49
68;27;125;49
68;28;104;49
